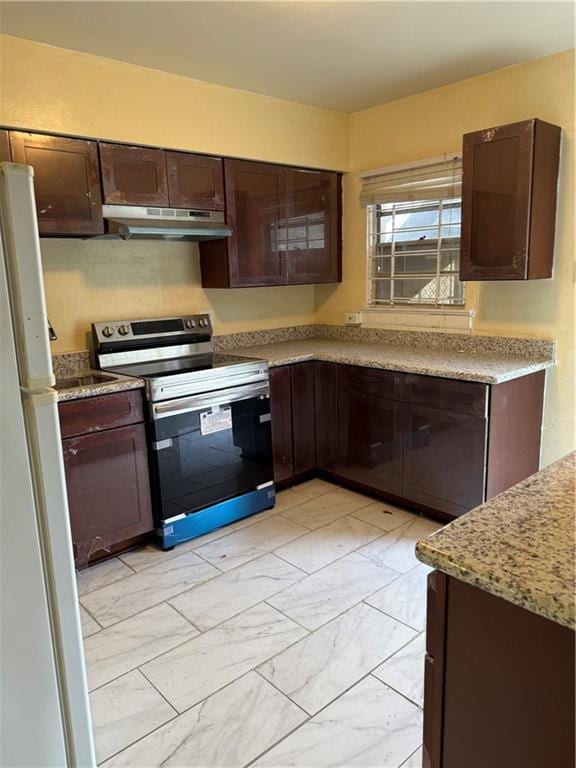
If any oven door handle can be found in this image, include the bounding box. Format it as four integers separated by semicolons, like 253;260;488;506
151;381;270;420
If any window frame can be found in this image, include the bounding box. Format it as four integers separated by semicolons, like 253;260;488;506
366;197;465;309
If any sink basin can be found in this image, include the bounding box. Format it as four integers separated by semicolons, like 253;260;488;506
54;373;117;390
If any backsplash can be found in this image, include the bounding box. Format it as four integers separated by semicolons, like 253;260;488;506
214;324;556;360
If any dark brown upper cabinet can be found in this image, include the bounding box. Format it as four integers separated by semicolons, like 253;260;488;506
99;143;169;206
201;158;287;287
0;130;11;161
10;132;103;236
166;151;224;210
460;118;561;281
286;168;340;284
200;158;342;288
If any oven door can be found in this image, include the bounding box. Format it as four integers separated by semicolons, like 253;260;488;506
148;381;273;521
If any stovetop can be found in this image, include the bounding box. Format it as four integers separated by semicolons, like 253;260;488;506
105;352;259;380
93;314;269;403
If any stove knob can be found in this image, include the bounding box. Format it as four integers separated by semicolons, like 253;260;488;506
200;318;209;327
185;319;196;329
101;326;115;338
118;324;130;336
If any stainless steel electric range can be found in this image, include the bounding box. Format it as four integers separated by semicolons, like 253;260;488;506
92;314;275;549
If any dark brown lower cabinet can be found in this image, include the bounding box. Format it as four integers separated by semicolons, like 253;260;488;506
424;572;575;768
336;390;403;495
269;362;316;483
402;404;487;516
269;366;295;482
291;362;316;474
269;363;544;518
314;361;338;469
59;392;153;565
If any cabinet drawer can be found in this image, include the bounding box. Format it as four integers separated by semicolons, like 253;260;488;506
404;374;487;416
337;365;403;401
59;390;144;438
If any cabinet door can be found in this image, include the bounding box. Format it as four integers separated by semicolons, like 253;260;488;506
291;362;316;474
166;151;225;210
315;361;338;469
285;169;341;284
99;143;169;206
0;130;11;161
10;132;103;235
336;390;403;495
403;404;487;516
269;366;294;482
460;119;560;281
62;423;153;564
223;158;287;286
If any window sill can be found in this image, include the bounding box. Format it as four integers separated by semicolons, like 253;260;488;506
359;306;475;333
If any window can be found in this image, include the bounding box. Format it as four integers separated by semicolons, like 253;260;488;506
367;197;464;305
361;155;465;307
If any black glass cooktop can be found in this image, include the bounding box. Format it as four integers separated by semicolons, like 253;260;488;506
105;353;262;379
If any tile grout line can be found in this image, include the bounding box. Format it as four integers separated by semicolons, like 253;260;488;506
368;672;423;710
399;744;425;767
166;601;202;633
244;668;420;768
253;669;311;718
361;598;425;633
262;599;313;633
80;602;104;630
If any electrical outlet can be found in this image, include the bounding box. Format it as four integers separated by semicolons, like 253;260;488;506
344;312;361;326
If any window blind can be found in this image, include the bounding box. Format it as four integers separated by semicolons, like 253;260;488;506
359;154;462;207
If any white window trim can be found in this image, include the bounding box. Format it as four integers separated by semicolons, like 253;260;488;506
358;305;475;334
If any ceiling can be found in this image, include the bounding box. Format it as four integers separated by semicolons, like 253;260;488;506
0;1;573;112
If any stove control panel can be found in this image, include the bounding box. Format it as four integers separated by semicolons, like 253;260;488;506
93;314;212;345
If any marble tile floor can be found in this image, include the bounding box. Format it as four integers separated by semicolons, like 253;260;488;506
77;479;442;767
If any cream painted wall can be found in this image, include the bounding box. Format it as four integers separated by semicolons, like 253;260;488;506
0;34;348;351
316;49;575;464
1;36;573;463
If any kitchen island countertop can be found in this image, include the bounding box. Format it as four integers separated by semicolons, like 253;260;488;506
416;452;575;629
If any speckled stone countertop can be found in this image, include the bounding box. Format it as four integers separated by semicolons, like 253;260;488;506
228;338;553;384
52;353;145;402
55;372;145;402
416;453;576;630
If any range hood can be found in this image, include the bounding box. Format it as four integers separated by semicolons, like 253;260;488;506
99;205;232;241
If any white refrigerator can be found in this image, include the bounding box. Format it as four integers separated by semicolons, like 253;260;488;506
0;162;95;767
